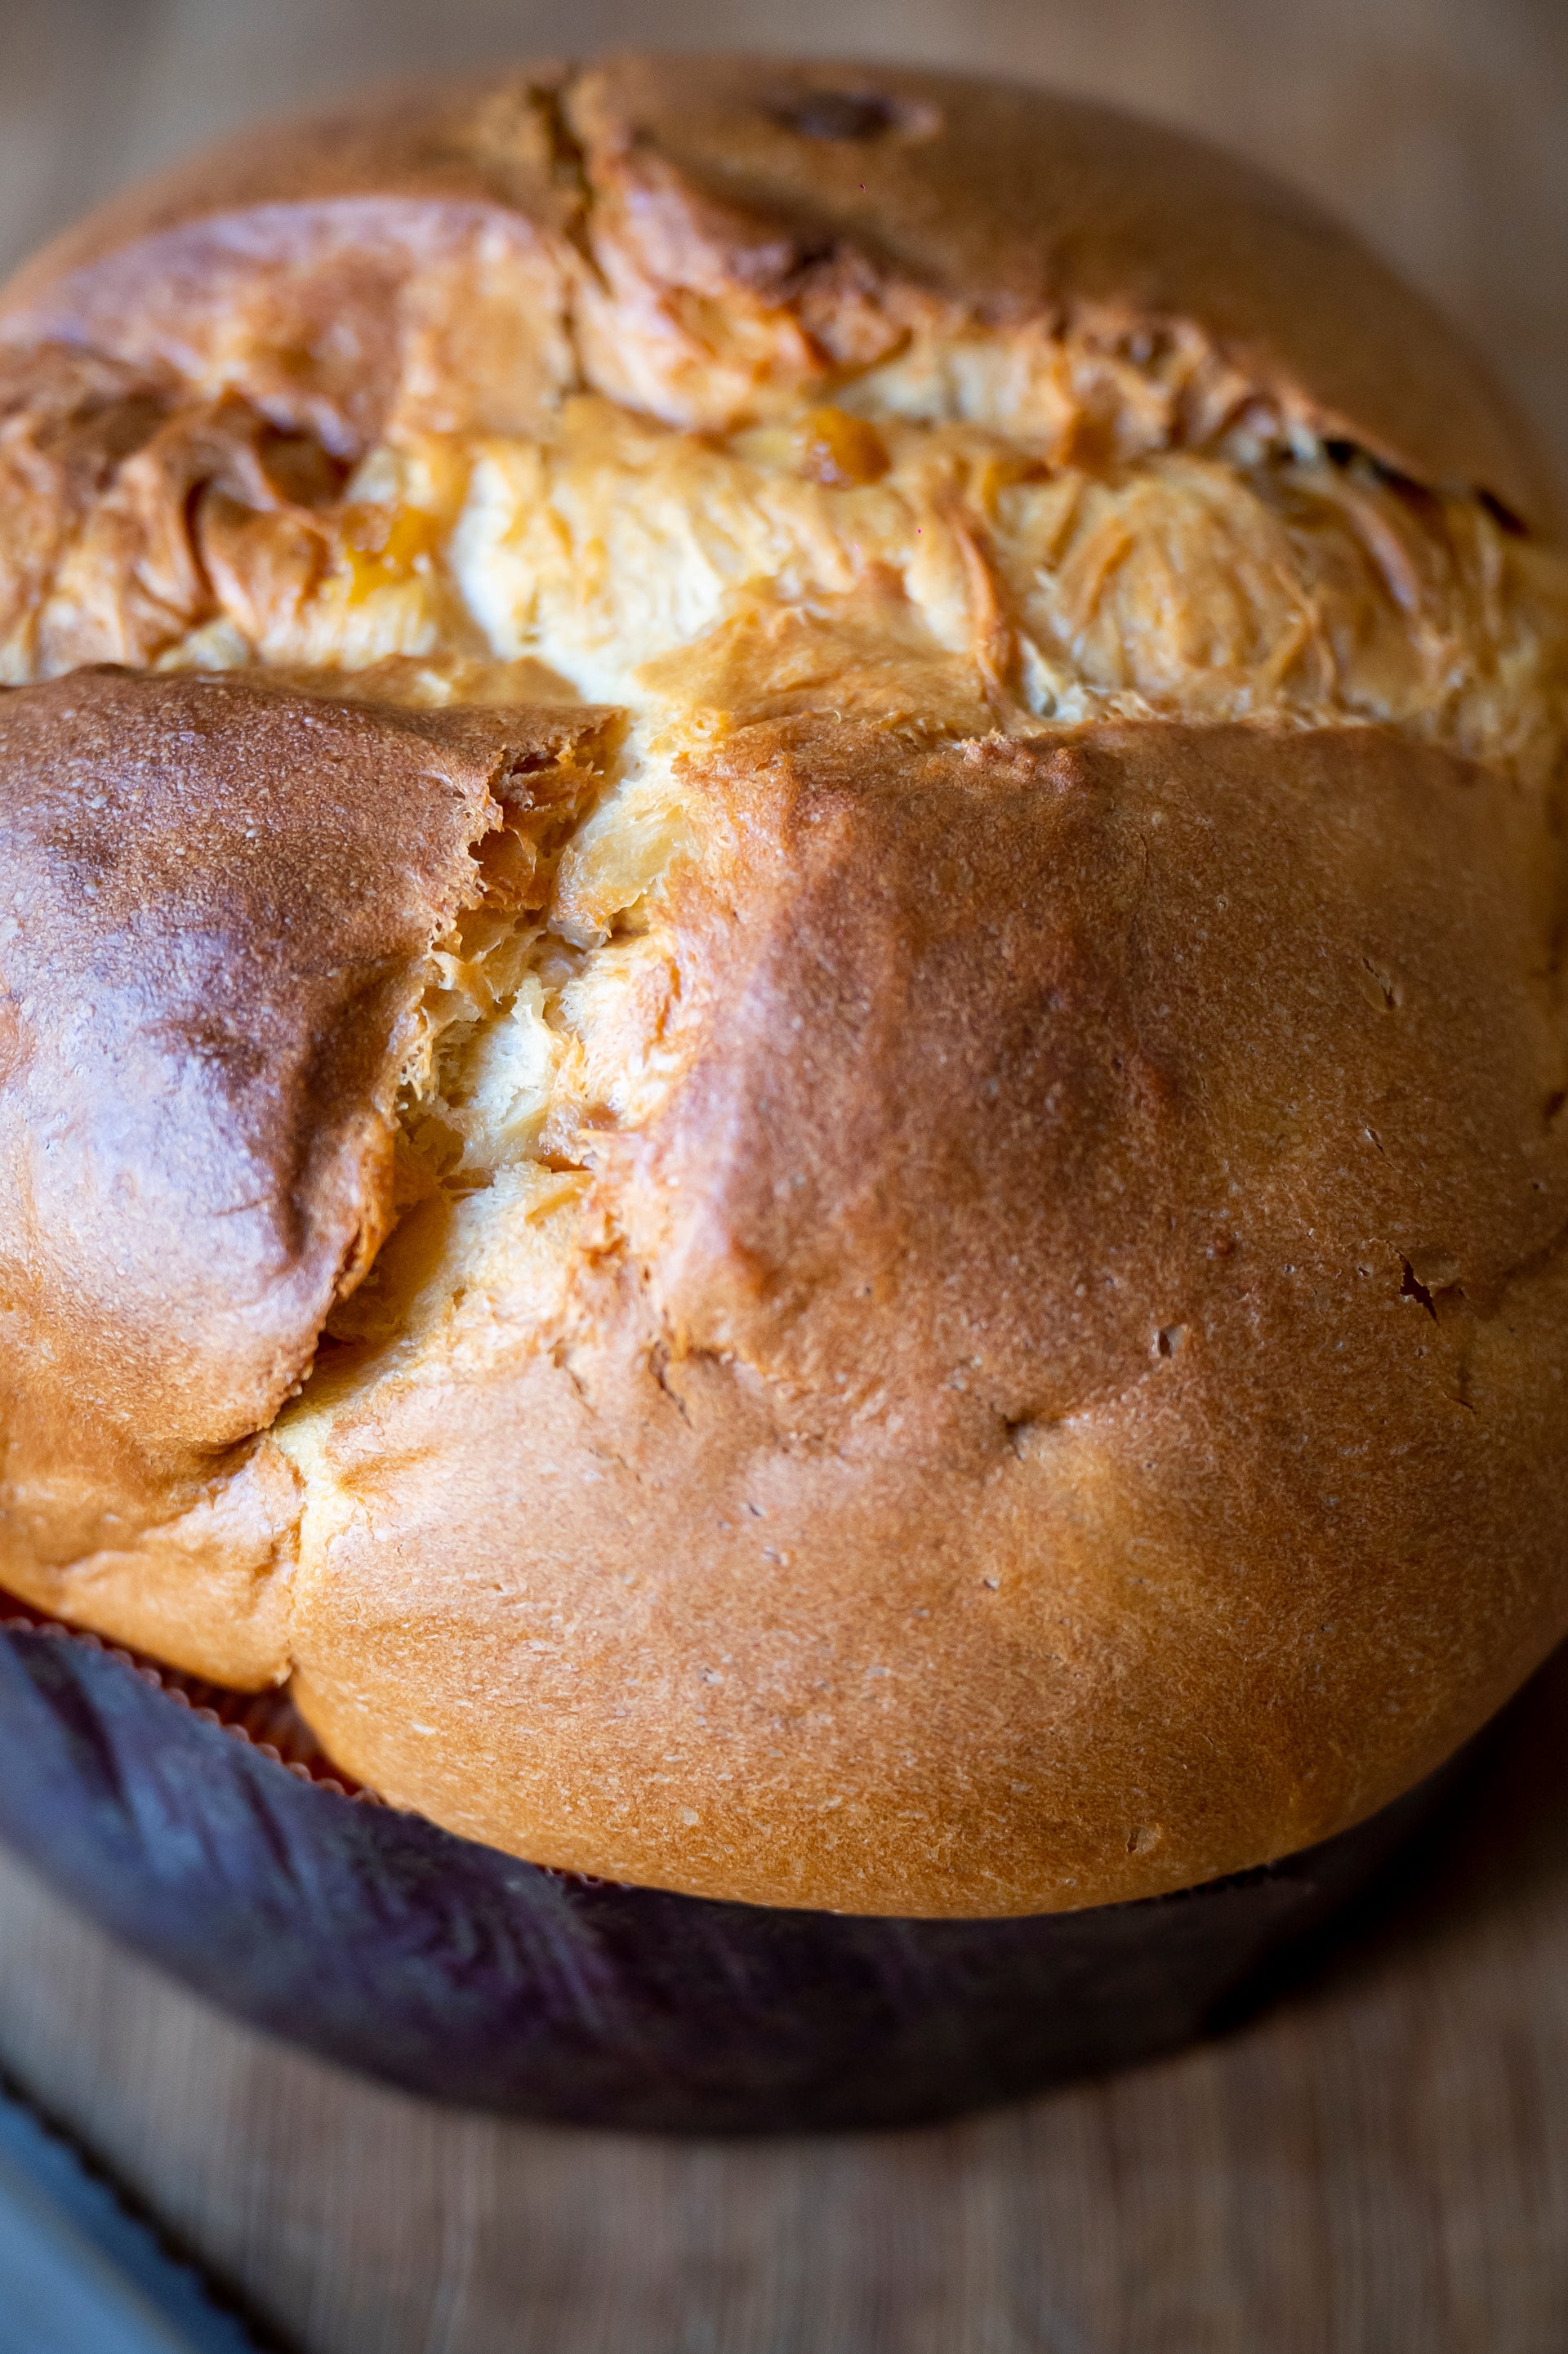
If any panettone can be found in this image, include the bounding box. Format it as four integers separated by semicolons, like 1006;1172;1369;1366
2;57;1566;1918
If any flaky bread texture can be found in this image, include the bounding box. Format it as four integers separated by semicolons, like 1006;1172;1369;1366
0;670;617;1679
283;716;1568;1915
2;56;1554;530
2;60;1567;1913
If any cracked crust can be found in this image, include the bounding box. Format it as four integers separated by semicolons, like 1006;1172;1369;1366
1;60;1567;1911
278;717;1568;1913
0;669;617;1680
0;57;1554;528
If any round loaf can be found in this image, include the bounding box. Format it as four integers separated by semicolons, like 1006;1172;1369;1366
2;57;1566;1915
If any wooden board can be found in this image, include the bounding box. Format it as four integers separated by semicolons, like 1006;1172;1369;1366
1;3;1566;2347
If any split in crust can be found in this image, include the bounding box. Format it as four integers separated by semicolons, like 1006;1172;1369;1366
1;58;1567;1915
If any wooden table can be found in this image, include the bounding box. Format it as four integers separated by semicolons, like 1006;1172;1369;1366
2;3;1566;2347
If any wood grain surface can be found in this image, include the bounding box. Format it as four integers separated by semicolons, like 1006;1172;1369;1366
1;3;1566;2348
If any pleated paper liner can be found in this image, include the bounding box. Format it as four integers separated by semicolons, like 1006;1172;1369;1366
0;1598;1476;2134
0;1598;368;1799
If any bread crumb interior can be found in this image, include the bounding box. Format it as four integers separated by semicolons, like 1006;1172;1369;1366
166;383;1553;1414
8;354;1568;1403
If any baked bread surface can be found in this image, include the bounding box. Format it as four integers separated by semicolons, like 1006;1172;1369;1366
2;57;1566;1913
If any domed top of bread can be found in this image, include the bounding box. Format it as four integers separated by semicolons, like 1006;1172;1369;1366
2;55;1553;526
1;60;1566;1915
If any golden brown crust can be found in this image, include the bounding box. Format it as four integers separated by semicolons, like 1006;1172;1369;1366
565;57;1558;528
282;720;1568;1914
0;57;1554;526
1;62;1566;1912
0;668;614;1679
631;720;1564;1403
